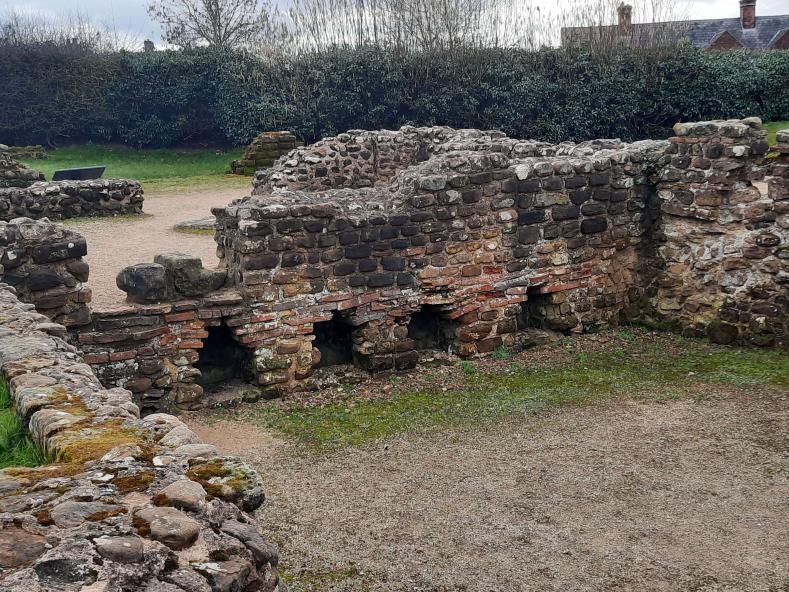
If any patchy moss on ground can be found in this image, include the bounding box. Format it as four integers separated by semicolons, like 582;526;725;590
279;564;368;592
229;332;788;449
0;377;48;468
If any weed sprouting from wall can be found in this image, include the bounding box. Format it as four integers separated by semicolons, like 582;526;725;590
0;377;48;468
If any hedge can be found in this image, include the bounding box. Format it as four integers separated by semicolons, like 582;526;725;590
0;44;787;147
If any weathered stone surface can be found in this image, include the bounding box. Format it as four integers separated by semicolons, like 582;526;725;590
133;506;201;550
0;527;48;568
94;535;145;563
154;252;226;297
116;263;168;303
0;285;281;592
194;559;253;592
153;479;207;511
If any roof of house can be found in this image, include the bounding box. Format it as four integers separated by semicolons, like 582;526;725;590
561;14;789;49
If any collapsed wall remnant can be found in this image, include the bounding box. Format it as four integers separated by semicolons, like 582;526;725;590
0;119;785;414
0;144;44;188
0;218;92;327
230;131;301;176
644;120;787;345
0;180;145;221
0;284;281;592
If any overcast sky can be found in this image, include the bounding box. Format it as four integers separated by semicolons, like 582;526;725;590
1;0;787;46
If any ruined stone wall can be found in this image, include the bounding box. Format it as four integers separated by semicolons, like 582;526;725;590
5;120;784;414
646;119;787;346
230;131;301;176
0;179;144;222
213;139;666;396
0;218;92;328
0;284;281;592
0;144;44;188
251;126;646;194
78;291;259;415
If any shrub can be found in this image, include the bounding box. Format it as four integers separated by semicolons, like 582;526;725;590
0;44;787;147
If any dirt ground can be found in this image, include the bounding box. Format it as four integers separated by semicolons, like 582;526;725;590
64;188;243;307
188;385;789;592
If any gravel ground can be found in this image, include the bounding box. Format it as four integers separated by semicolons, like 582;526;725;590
64;188;242;307
189;385;789;592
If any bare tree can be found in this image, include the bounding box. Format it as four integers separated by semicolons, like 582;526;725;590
147;0;273;48
0;9;136;51
253;0;687;57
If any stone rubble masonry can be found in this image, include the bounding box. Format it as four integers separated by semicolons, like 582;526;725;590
645;118;788;346
0;144;44;188
230;131;301;176
0;218;93;328
0;283;281;592
0;179;145;222
2;120;786;414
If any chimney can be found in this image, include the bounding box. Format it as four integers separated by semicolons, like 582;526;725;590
618;3;633;28
740;0;756;29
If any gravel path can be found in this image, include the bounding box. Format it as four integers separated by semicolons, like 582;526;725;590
189;389;789;591
65;188;243;307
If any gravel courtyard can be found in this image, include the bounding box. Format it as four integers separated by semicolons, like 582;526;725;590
187;344;789;592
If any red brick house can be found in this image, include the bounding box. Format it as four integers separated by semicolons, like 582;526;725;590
562;0;789;50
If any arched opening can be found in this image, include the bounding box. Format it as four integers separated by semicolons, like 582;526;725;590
195;324;252;388
408;305;457;351
313;312;355;367
519;286;576;334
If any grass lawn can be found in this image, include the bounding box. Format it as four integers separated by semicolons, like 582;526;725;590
0;378;48;469
765;121;789;146
235;332;789;449
23;144;249;194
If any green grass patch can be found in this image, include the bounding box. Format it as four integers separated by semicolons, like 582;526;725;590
0;378;48;469
245;340;788;449
765;121;789;147
23;144;248;194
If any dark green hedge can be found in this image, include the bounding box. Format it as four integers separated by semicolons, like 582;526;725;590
1;45;787;147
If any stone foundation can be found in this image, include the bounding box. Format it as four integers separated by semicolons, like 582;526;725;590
0;180;144;221
230;131;301;176
0;284;281;592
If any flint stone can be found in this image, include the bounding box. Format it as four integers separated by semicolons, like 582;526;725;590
194;559;253;592
94;535;145;563
133;506;201;550
159;425;202;448
117;263;168;303
153;479;207;512
50;500;126;528
164;567;213;592
221;519;279;567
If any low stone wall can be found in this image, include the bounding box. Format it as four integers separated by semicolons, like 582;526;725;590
0;218;92;328
0;144;44;189
230;131;301;176
0;283;282;592
0;179;144;222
